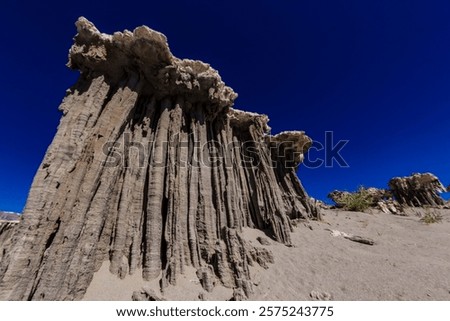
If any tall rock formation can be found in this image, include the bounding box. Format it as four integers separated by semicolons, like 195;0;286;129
0;18;319;300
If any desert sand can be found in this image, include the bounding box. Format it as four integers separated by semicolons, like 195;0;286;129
84;208;450;301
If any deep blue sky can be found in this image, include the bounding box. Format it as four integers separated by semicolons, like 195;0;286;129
1;0;449;212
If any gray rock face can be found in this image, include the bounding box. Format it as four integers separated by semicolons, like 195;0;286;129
389;173;446;207
377;200;402;215
0;222;18;260
310;290;332;301
0;18;319;300
0;213;19;262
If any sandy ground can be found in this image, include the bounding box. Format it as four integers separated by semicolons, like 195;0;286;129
84;262;233;301
84;208;450;300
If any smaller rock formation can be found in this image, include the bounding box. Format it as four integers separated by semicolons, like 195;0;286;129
328;188;391;209
389;173;446;207
266;131;311;167
329;173;447;213
327;190;352;208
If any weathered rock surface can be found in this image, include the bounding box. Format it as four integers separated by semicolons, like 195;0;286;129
327;190;352;208
0;222;18;261
377;200;402;215
247;247;275;269
389;173;446;207
196;266;216;292
0;18;319;300
229;288;247;301
311;198;331;210
0;213;20;262
329;173;447;214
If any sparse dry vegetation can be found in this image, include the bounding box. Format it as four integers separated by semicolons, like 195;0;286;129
420;210;443;224
340;186;374;212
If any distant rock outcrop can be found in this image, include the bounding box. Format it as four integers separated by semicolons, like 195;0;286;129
0;212;20;222
328;187;394;212
0;18;319;300
389;173;446;207
328;173;447;213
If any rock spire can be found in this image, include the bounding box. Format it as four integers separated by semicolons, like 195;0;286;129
0;17;319;300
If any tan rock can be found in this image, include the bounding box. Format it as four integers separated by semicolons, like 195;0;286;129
0;18;319;300
389;173;446;207
0;222;18;262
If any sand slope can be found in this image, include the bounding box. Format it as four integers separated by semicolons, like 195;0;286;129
83;208;450;300
249;208;450;300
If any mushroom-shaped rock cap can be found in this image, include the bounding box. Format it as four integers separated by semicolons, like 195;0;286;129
267;131;313;166
68;17;237;112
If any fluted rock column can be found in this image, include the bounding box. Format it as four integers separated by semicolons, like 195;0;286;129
0;17;319;300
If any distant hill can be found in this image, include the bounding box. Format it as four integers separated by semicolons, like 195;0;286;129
0;211;20;221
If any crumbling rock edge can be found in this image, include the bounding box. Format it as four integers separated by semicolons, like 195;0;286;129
68;17;237;116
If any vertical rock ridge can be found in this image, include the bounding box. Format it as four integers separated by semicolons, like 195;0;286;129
0;17;320;300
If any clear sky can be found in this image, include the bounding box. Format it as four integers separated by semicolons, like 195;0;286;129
1;0;449;212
